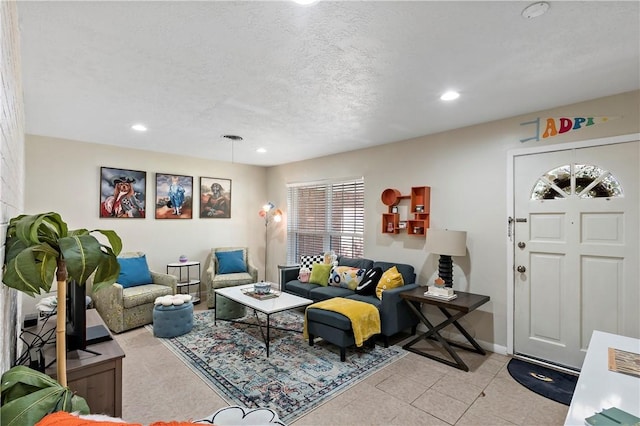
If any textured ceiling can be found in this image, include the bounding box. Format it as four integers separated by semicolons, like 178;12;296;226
17;1;640;166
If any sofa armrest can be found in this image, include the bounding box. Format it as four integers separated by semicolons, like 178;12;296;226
92;282;125;332
247;263;259;282
150;271;177;294
379;283;420;336
282;267;301;284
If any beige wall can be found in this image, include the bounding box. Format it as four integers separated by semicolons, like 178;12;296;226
268;90;640;351
24;136;268;311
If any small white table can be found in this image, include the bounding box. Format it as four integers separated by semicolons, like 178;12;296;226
167;261;201;304
564;330;640;425
214;284;313;357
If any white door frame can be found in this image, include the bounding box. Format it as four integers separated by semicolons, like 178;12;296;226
505;132;640;356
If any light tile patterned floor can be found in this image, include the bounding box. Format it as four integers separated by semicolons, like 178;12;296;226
119;302;569;425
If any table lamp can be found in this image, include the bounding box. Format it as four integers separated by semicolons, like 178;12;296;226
425;229;467;288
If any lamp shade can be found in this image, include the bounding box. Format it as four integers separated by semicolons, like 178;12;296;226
425;229;467;256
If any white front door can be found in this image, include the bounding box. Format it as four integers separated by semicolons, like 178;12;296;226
513;141;639;369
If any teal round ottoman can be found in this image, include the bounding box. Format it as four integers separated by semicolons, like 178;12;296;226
153;301;194;338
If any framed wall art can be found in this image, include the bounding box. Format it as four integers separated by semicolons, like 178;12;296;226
155;173;193;219
100;167;146;218
200;177;231;218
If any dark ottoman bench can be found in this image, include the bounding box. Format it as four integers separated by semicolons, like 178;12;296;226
305;298;380;361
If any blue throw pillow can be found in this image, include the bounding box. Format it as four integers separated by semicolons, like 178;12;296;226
216;250;247;274
117;255;153;288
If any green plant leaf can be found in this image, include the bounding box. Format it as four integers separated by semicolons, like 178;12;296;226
2;247;56;296
59;235;103;284
91;253;121;292
0;366;89;425
93;229;123;256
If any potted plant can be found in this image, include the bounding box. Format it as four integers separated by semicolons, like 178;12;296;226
1;212;121;422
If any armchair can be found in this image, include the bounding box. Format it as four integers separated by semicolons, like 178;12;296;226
205;247;258;317
92;252;177;333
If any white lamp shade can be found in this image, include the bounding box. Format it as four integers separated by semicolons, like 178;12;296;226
425;229;467;256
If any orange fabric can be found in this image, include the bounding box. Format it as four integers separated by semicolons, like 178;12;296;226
36;412;200;426
36;411;142;426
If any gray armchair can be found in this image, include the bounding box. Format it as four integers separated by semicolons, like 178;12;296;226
205;247;258;316
92;252;177;333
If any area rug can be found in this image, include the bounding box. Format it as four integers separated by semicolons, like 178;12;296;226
507;358;578;406
146;309;406;424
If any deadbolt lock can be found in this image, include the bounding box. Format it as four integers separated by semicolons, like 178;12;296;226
517;265;526;273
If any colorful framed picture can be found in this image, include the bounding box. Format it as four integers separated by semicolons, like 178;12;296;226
200;177;231;218
100;167;146;218
155;173;193;219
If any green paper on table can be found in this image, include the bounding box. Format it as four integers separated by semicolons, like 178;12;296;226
584;407;640;425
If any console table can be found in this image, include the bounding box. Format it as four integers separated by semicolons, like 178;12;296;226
45;309;125;417
400;287;490;371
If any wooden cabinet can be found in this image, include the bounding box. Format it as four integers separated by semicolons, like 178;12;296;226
381;186;430;236
46;310;124;417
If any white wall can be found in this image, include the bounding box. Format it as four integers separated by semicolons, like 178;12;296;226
267;90;640;349
0;0;26;373
24;135;268;311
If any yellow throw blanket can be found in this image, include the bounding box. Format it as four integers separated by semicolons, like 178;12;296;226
304;297;381;347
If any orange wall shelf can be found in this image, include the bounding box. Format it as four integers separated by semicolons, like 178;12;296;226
381;186;430;236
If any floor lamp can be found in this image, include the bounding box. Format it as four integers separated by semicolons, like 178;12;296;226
425;229;467;288
259;202;282;283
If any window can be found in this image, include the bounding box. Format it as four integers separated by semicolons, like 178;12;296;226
531;163;623;200
286;177;364;264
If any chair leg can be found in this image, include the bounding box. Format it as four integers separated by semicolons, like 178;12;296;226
383;335;389;348
340;347;346;362
309;334;314;346
411;325;418;335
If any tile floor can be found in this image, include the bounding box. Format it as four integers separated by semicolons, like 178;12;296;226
118;302;569;425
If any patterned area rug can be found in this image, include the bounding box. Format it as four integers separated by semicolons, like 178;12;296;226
147;309;406;424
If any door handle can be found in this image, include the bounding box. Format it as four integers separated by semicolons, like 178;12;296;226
518;241;526;249
517;265;526;273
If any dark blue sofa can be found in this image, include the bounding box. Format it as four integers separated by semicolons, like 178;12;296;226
282;256;419;346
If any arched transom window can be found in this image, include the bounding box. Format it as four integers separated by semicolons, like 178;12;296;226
531;163;624;200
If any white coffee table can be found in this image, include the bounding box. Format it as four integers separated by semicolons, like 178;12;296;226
214;283;313;357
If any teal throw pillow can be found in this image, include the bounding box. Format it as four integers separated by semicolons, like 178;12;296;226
117;255;153;288
309;262;332;286
217;250;247;274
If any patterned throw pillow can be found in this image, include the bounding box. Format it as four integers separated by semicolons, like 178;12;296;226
375;266;404;299
329;266;365;290
300;255;324;270
355;267;383;296
309;263;332;286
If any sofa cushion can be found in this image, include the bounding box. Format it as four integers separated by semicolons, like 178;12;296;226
337;256;374;271
216;250;247;274
300;254;325;270
376;266;404;299
117;255;153;288
373;261;416;285
285;280;320;298
309;262;332;286
347;293;382;308
123;284;173;309
329;266;365;290
309;286;353;301
355;267;383;295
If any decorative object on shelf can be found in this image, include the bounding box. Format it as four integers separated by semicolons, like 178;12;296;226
179;255;188;263
398;221;407;229
425;229;467;288
259;202;283;281
100;166;146;218
391;206;398;214
155;173;193;219
200;177;232;218
415;204;424;213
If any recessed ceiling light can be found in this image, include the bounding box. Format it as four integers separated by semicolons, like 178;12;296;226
131;123;147;132
440;91;460;101
522;2;550;19
292;0;319;5
256;148;267;153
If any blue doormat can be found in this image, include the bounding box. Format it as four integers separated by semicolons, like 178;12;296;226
507;358;578;406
